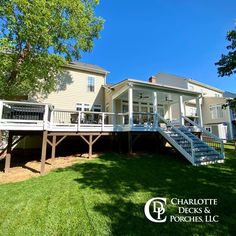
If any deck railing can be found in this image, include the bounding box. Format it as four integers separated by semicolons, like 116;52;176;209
157;113;195;164
0;101;49;130
1;101;45;121
182;116;224;158
132;112;155;126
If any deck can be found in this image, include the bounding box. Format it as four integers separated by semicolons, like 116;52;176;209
0;101;162;132
0;100;224;175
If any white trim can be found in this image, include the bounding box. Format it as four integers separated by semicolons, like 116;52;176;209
128;86;133;126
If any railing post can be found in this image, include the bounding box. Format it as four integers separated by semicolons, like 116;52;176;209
50;109;54;130
122;115;125;125
220;140;224;158
78;111;81;131
102;113;105;131
0;101;3;119
43;104;49;130
191;141;195;163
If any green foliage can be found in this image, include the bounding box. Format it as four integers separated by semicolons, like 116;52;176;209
215;26;236;77
0;0;103;99
222;98;236;109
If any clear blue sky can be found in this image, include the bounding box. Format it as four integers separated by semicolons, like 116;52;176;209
81;0;236;93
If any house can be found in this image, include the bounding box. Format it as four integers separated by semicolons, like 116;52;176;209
40;61;109;111
155;72;235;141
0;62;225;174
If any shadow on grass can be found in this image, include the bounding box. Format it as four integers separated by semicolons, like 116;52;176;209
56;147;236;235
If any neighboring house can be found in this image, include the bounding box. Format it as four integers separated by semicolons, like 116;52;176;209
224;91;236;139
40;62;109;112
155;72;235;141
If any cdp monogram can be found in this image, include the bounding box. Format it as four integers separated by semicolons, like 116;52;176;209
144;197;167;223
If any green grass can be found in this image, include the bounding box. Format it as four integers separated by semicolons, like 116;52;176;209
0;144;236;236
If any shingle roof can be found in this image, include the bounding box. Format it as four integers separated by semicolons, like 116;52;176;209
64;61;109;75
224;91;236;98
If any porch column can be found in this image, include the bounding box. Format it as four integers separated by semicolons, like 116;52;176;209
168;105;172;121
196;96;203;127
179;95;185;126
128;85;133;127
153;91;158;128
112;99;116;126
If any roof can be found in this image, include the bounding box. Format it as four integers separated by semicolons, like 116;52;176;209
64;61;109;75
224;91;236;99
111;78;201;96
156;72;224;93
188;78;224;93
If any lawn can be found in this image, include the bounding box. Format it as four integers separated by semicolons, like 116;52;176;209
0;144;235;236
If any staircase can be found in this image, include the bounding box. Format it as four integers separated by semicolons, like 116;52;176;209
157;114;224;165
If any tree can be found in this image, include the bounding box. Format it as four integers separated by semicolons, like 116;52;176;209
0;0;103;99
216;25;236;110
215;26;236;77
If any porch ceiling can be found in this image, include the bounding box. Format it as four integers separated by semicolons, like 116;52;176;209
117;88;196;105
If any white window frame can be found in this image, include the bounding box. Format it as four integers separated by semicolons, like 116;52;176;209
209;105;223;119
88;76;95;92
76;103;90;111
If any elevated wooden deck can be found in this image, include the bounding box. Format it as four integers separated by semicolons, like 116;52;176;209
0;101;165;175
0;101;224;175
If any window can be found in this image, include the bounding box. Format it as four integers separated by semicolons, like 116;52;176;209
88;77;95;92
76;103;90;111
215;93;220;97
205;126;212;133
210;105;223;119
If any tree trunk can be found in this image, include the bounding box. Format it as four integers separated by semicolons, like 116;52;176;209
8;42;31;83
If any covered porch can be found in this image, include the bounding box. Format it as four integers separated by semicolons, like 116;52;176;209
110;79;203;131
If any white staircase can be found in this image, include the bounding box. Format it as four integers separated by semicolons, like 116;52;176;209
157;114;224;165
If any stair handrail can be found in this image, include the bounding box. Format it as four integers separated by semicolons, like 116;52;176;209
182;115;224;157
157;113;195;160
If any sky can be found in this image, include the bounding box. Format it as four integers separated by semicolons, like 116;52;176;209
81;0;236;93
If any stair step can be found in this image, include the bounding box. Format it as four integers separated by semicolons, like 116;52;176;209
162;126;224;165
194;151;218;157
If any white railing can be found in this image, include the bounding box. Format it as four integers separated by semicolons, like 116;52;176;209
0;100;48;130
182;116;224;158
157;113;195;164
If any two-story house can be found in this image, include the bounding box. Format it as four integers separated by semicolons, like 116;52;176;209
40;61;109;112
0;62;226;171
155;72;235;141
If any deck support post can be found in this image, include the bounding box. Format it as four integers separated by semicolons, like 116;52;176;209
128;132;132;155
51;135;56;161
89;135;92;158
80;134;102;158
40;130;48;175
4;131;13;173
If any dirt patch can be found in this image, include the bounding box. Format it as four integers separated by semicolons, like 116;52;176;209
0;154;99;184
